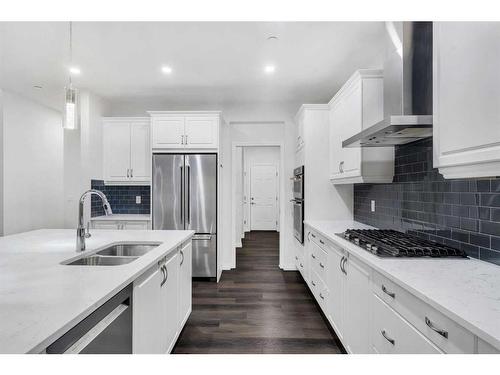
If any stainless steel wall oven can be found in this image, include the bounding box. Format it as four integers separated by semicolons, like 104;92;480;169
291;166;304;244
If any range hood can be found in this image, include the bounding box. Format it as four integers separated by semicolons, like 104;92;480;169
343;22;433;148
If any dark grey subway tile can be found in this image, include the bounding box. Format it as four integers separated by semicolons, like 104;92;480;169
480;221;500;236
470;233;490;248
479;248;500;266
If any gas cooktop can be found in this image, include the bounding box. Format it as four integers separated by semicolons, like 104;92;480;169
337;229;468;258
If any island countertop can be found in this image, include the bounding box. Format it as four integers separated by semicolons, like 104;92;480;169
0;229;194;354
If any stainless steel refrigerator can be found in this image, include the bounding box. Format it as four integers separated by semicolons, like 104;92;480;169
152;154;217;278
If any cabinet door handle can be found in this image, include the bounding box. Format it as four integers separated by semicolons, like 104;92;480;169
319;239;325;245
338;162;341;173
339;256;344;273
343;257;348;275
185;135;188;144
160;265;166;286
311;280;316;286
127;169;130;178
319;262;325;269
180;250;185;266
295;256;298;260
382;285;396;299
130;168;133;178
300;263;303;268
425;317;448;339
311;233;316;238
319;293;324;300
181;135;184;145
340;161;344;173
381;330;395;345
311;254;316;259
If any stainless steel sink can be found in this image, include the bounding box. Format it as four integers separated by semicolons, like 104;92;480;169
96;243;159;257
66;255;138;266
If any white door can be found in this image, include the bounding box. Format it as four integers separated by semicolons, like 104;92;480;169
129;121;150;182
103;121;131;181
250;164;278;230
133;265;164;353
184;116;218;149
151;117;185;149
162;253;180;353
179;242;192;328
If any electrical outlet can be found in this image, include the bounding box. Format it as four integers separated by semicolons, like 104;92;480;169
136;196;141;204
371;200;376;212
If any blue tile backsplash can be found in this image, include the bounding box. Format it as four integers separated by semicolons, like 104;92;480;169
91;179;150;217
353;138;500;266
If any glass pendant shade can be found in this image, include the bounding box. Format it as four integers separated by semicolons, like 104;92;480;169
63;85;78;130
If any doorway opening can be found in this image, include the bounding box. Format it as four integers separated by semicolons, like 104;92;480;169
232;145;282;269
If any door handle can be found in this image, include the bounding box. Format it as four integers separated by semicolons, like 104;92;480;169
425;317;448;339
181;135;184;145
382;285;396;299
180;250;184;266
342;257;347;275
160;265;168;287
381;330;395;345
180;165;184;222
130;168;133;178
127;168;130;178
186;164;191;224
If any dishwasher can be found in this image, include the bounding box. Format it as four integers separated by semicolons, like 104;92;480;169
46;284;132;354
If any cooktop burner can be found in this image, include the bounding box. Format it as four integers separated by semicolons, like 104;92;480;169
337;229;468;258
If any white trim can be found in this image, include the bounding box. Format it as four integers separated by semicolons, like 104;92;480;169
231;141;285;270
101;117;150;122
328;69;383;108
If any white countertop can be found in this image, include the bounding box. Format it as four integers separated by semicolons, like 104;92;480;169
305;220;500;350
91;214;151;221
0;229;194;354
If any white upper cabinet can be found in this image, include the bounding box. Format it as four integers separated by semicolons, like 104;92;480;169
329;70;394;184
151;117;185;149
433;22;500;179
103;118;151;184
150;112;220;150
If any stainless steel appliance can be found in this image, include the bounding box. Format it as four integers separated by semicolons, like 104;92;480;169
338;229;468;258
47;285;132;354
291;166;304;244
343;22;434;147
153;154;217;278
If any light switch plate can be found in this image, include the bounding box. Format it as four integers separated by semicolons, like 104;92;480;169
136;196;141;204
371;200;376;212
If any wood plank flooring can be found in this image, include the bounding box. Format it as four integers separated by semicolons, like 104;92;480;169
173;231;345;354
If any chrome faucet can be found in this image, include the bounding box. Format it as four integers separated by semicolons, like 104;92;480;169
77;189;113;252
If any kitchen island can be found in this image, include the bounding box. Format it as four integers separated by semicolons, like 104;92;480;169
0;229;194;354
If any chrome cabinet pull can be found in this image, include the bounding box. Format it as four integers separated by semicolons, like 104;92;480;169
181;135;184;145
311;254;316;259
319;239;325;245
339;256;344;273
425;317;448;339
338;162;341;173
311;233;316;238
300;263;304;268
319;262;325;269
342;257;347;275
319;293;324;300
311;281;316;287
180;250;185;266
381;330;395;345
160;265;167;287
382;285;396;299
185;135;188;144
130;169;133;178
180;165;184;222
127;169;130;178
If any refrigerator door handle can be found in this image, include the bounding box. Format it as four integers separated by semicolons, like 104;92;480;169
187;164;191;225
193;234;212;241
180;165;184;223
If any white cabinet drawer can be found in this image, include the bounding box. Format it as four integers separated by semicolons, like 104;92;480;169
372;293;442;354
372;272;475;353
310;241;327;282
310;269;329;314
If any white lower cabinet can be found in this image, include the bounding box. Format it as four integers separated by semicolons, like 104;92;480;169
303;226;491;354
133;242;191;354
371;294;442;354
178;241;192;328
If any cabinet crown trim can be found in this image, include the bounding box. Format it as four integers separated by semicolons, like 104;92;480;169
148;111;222;116
328;69;383;107
102;117;150;122
294;104;330;121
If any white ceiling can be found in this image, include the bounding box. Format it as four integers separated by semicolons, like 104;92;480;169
0;22;385;110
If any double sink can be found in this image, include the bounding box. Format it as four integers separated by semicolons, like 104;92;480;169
66;243;160;266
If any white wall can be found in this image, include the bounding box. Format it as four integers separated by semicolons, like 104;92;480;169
63;90;110;228
1;91;64;235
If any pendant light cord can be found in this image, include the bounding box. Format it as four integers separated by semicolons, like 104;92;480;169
69;21;73;85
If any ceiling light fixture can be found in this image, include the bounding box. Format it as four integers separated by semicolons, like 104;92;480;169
161;66;173;74
69;66;81;75
264;65;276;74
267;36;279;41
63;21;79;130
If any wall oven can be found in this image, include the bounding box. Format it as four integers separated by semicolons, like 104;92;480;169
291;166;304;244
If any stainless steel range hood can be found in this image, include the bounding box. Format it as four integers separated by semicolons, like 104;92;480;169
343;22;433;148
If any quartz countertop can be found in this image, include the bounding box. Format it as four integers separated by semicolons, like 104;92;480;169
0;229;194;353
304;220;500;350
91;214;151;221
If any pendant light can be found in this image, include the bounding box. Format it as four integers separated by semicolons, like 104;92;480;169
63;22;79;130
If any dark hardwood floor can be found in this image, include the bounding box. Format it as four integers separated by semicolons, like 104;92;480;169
173;231;344;354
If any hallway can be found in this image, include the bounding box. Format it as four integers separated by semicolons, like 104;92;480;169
173;231;344;354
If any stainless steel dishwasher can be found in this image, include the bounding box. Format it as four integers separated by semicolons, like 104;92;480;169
46;284;132;354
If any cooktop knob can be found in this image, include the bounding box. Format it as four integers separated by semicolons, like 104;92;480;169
354;238;360;245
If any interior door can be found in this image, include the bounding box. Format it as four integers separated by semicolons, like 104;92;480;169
129;121;150;181
103;121;131;181
250;164;278;230
184;154;217;233
152;154;185;230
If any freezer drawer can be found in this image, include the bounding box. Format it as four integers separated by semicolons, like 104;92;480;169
192;234;216;278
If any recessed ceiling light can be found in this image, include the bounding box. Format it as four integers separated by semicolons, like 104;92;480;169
33;85;43;89
264;65;276;74
267;36;279;41
161;66;173;74
69;66;81;75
